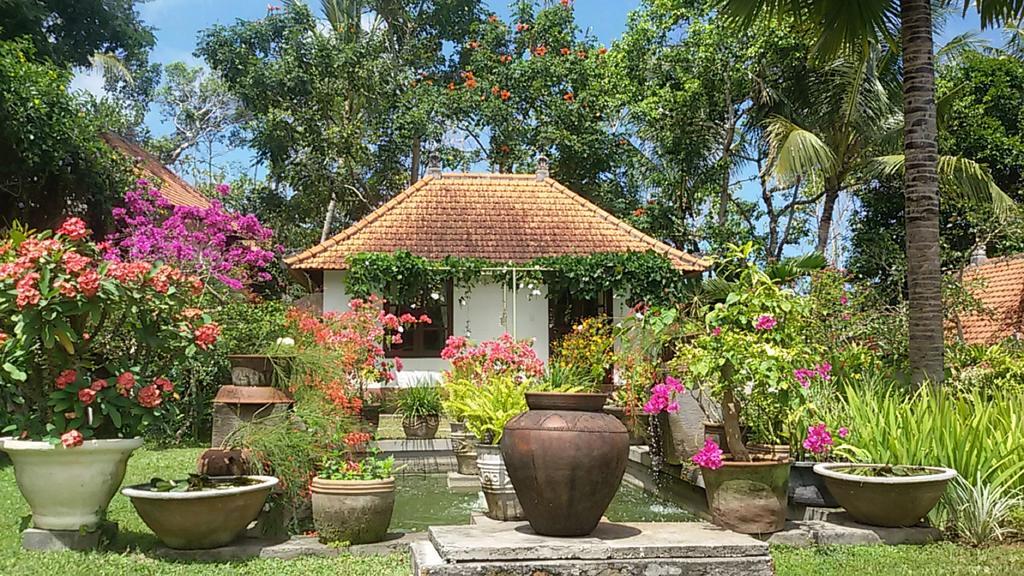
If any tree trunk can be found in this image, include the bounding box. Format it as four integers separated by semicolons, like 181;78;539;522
815;183;840;255
902;0;944;386
321;192;337;243
717;71;736;227
410;136;421;184
720;362;748;461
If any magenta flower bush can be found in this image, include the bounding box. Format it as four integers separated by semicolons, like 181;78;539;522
105;180;279;293
691;439;724;470
802;423;834;455
643;375;684;415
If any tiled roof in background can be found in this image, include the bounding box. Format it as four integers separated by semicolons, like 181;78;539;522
101;133;211;209
285;173;707;272
956;255;1024;344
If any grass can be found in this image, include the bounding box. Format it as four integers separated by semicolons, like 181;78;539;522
0;446;408;576
1;444;1022;575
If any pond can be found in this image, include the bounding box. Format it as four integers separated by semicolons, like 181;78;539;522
391;474;698;532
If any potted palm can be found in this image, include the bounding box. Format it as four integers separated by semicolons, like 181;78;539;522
0;218;220;532
397;382;443;439
502;361;629;536
310;437;397;544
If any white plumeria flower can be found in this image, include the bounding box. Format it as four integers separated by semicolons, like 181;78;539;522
531;289;542;296
276;337;295;346
430;292;440;300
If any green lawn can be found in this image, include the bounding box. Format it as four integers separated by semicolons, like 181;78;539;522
1;445;1021;575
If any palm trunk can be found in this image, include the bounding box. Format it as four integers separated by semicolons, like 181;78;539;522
321;192;337;243
902;0;944;386
815;183;840;255
410;136;421;184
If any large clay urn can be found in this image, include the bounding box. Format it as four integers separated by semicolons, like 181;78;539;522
501;392;628;536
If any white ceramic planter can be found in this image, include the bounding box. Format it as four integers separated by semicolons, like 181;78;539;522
2;437;143;530
476;443;524;521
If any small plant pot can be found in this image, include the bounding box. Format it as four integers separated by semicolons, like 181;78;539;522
476;444;524;521
789;461;839;508
310;477;395;544
701;459;792;534
402;415;440;439
122;476;278;549
2;437;143;530
450;424;479;475
813;463;957;527
227;355;290;387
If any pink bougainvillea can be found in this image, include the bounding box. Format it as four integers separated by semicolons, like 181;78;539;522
753;314;778;331
441;333;544;382
106;181;279;293
802;423;834;455
643;376;685;415
692;439;724;470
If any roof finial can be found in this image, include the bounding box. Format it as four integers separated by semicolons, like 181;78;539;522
970;243;988;266
536;155;550;181
427;152;442;178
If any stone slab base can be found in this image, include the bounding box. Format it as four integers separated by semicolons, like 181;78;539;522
413;521;773;576
446;471;480;493
150;532;424;561
763;516;943;547
22;522;118;552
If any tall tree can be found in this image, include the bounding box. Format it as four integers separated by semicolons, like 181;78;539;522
722;0;1024;385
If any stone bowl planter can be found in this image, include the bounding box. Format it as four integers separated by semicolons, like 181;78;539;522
402;414;440;439
814;463;957;527
3;437;143;530
310;477;395;544
789;461;839;508
701;459;792;534
122;476;278;549
476;443;524;521
503;392;628;536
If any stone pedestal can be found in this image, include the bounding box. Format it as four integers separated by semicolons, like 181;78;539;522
211;385;294;447
446;471;479;493
21;522;118;552
411;521;774;576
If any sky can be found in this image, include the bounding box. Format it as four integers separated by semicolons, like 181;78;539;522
70;1;1011;257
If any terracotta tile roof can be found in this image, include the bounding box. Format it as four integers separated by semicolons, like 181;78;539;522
101;132;211;209
955;255;1024;344
285;173;707;272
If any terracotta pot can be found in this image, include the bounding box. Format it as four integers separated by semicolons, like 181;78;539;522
747;443;792;461
701;458;792;534
227;355;291;387
310;476;395;544
2;437;142;530
789;461;839;508
450;424;479;475
402;414;440;439
813;463;957;527
476;444;524;521
502;392;628;536
122;476;277;549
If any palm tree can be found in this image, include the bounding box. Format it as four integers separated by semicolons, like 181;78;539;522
722;0;1024;385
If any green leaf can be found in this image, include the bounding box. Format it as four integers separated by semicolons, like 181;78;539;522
3;363;27;381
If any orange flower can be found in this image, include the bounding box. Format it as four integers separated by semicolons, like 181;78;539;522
516;22;530;32
466;77;478;89
563;92;575;102
448;82;455;91
561;0;571;6
491;85;500;95
499;54;513;64
488;14;498;23
577;50;587;59
468;40;480;49
633;208;646;217
560;47;571;56
534;45;548;57
598;47;607;55
500;89;511;101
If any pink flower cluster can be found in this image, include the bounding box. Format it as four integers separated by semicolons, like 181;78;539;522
106;182;279;292
753;314;777;331
793;362;832;388
802;423;836;455
441;333;544;380
692;439;724;470
643;376;684;415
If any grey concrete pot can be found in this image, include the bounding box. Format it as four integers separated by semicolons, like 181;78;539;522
476;444;524;521
122;475;277;549
789;461;839;507
310;477;395;544
814;463;957;527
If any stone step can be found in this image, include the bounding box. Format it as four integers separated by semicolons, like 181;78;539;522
446;471;480;493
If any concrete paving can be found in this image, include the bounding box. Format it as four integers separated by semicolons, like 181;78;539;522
413;521;774;576
764;516;944;547
149;532;426;561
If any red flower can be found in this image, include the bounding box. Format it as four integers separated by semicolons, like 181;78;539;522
0;331;8;346
560;47;571;56
394;357;404;372
418;314;431;324
194;322;221;350
56;217;90;241
488;14;498;23
598;47;607;55
137;384;162;408
15;272;41;308
61;251;91;274
576;50;587;59
343;431;372;447
500;89;511;101
468;40;479;49
633;208;646;217
561;0;571;6
90;379;107;392
448;82;455;91
60;430;84;449
563;92;575;102
499;54;512;64
77;269;101;298
116;371;135;396
78;388;97;406
56;280;78;298
533;45;548;57
515;23;530;32
154;376;173;393
55;369;77;390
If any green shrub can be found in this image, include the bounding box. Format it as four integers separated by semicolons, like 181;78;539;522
396;383;443;418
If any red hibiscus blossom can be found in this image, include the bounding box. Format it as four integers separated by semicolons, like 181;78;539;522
60;429;84;448
56;217;90;241
78;388;97;406
137;384;162;408
533;45;548;57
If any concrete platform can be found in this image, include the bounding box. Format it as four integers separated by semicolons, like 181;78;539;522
764;516;944;547
21;522;118;552
412;521;773;575
446;471;480;493
149;532;425;561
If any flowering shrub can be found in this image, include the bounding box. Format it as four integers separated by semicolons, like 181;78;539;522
105;181;279;293
441;333;544;382
551;316;614;386
0;218;220;443
643;376;684;415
